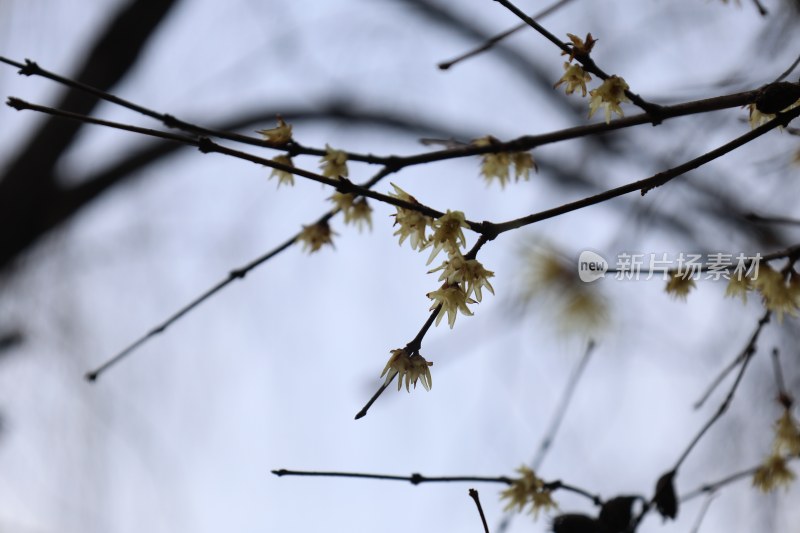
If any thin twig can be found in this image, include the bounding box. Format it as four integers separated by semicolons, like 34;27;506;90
491;0;663;119
272;469;510;485
689;494;717;533
531;340;596;470
770;348;792;408
271;468;602;504
469;489;491;533
672;311;771;472
744;213;800;226
773;52;800;83
491;107;800;235
438;0;574;70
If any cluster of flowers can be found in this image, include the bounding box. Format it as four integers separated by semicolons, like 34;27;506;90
472;136;537;188
665;261;800;322
753;407;800;492
257;118;373;251
500;465;559;519
553;33;631;124
388;184;495;329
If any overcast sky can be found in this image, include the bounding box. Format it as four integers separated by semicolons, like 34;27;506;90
1;1;799;533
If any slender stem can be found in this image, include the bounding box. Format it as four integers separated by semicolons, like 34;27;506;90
469;489;492;533
689;494;717;533
438;0;574;70
491;0;662;118
770;348;792;408
271;469;511;485
672;311;771;472
532;340;595;470
774;52;800;83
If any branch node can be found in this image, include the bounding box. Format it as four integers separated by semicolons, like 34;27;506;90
6;97;26;110
19;59;39;76
410;473;424;485
197;136;216;154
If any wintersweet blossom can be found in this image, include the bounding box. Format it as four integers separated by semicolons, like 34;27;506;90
554;62;592;97
380;349;433;391
427;283;475;328
753;454;795;492
774;409;800;456
429;255;495;302
562;32;597;63
753;265;799;321
319;144;348;179
425;210;469;264
329;192;373;232
500;466;558;519
473;136;537;187
269;155;295;187
665;271;696;300
724;273;752;303
389;183;431;250
256;116;293;145
297;221;335;253
588;76;631;123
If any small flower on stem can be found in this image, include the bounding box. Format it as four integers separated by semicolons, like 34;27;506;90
256;116;293;145
773;408;800;456
425;210;468;265
753;453;795;492
297;221;335;253
320;144;348;179
665;270;696;301
380;348;433;391
500;465;558;519
268;155;295;187
329;192;373;232
724;273;752;303
389;183;432;250
427;283;475;328
429;255;495;302
563;33;597;63
588;75;631;124
554;62;592;97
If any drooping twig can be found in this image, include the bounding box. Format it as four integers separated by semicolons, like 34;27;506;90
354;236;493;420
744;213;800;226
469;489;491;533
438;0;574;70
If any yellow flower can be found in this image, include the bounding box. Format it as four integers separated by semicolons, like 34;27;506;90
724;274;752;304
563;32;597;63
329;192;373;232
753;454;795;492
425;210;469;264
320;144;348;179
665;271;696;301
297;221;335;253
268;155;295;187
256;116;293;145
773;409;800;456
520;244;608;336
588;76;631;124
389;183;432;250
500;466;558;519
512;152;538;180
430;255;495;302
427;283;475;328
554;62;592;97
380;349;433;391
753;265;798;322
473;137;536;187
748;104;775;130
